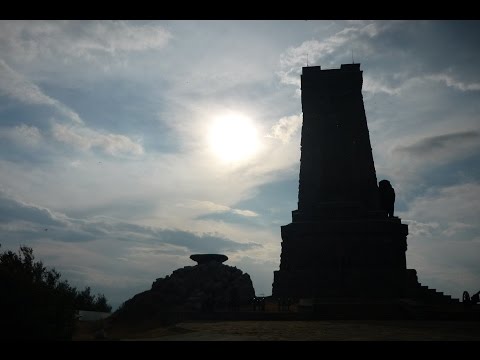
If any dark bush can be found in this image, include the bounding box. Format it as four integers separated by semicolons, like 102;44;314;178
0;244;111;340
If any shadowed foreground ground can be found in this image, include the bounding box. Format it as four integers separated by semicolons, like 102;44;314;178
143;320;480;341
76;320;480;341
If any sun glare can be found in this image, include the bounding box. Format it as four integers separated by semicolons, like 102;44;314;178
208;113;259;163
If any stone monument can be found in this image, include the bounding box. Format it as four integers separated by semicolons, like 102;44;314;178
272;64;409;299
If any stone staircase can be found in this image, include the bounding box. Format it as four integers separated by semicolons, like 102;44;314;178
291;283;471;320
410;283;460;305
398;281;480;320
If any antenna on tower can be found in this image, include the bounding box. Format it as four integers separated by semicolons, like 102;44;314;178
351;49;354;64
307;53;309;67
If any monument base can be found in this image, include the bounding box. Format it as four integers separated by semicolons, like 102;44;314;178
272;216;409;299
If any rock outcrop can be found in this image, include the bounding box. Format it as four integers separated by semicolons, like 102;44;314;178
113;254;254;322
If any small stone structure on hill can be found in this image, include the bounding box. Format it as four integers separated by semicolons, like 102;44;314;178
113;254;255;322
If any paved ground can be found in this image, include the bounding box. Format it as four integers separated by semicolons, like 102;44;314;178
121;320;480;341
124;332;258;341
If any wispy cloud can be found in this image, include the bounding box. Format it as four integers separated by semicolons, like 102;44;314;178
399;182;480;297
394;130;480;156
277;21;480;100
393;130;480;160
151;228;260;253
0;124;43;147
52;124;144;157
0;21;172;64
0;190;69;227
400;182;480;225
442;221;476;237
0;59;145;157
0;190;259;253
362;76;405;95
277;21;395;88
426;73;480;92
232;209;258;217
0;59;83;124
365;72;480;96
402;219;440;237
179;200;259;218
266;114;302;144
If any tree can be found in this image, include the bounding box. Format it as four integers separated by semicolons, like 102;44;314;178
0;244;112;340
74;286;112;312
94;293;112;313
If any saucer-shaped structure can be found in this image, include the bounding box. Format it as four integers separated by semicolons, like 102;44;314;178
190;254;228;265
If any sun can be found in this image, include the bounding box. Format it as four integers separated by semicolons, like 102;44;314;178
208;113;259;163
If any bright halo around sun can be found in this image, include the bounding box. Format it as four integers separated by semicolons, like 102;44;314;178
208;113;259;163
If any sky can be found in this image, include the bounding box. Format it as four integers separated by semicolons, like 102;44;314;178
1;20;479;309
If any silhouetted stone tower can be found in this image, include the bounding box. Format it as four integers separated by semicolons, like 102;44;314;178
272;64;409;299
297;64;380;217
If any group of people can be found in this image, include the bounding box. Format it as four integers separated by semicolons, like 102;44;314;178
463;290;480;306
251;296;293;312
252;296;266;311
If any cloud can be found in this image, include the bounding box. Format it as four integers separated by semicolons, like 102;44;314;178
385;129;480;195
277;21;480;101
266;114;303;144
364;73;480;96
0;59;144;158
52;123;144;157
363;77;399;95
0;59;82;124
182;200;231;213
0;21;171;64
402;219;440;238
179;200;259;218
393;130;480;161
400;182;480;225
277;21;395;88
11;124;43;144
426;73;480;92
76;21;172;53
151;229;260;253
195;212;262;228
442;222;476;237
0;190;258;253
0;124;43;147
232;209;258;217
0;190;68;227
398;182;480;298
